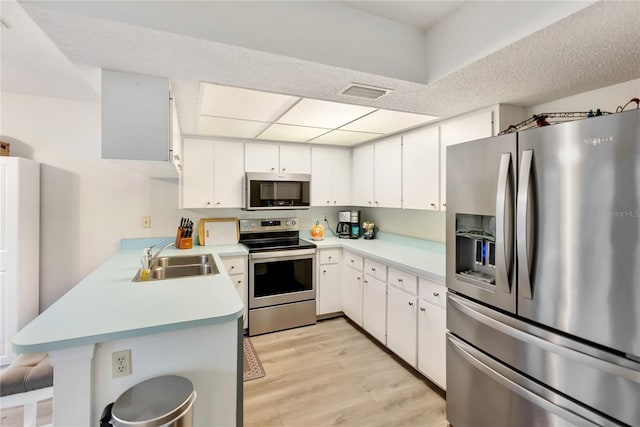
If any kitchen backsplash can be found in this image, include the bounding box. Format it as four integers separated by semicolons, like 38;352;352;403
150;179;446;242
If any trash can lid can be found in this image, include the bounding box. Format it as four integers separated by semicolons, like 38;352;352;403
112;375;195;427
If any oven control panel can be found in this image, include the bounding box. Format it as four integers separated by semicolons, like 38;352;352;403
240;217;299;233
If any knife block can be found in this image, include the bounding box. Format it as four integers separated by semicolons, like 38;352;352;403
175;228;193;249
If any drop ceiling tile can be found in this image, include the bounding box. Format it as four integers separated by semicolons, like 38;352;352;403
310;130;382;146
257;123;330;143
276;98;376;128
200;82;299;122
341;109;438;134
198;116;269;138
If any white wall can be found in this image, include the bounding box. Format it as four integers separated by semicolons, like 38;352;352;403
0;92;159;310
525;78;640;115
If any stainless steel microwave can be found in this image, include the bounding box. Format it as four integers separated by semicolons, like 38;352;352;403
245;172;311;210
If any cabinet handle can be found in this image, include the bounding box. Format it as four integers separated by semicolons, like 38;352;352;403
282;168;286;172
206;201;211;206
215;201;221;206
271;167;275;171
408;301;414;307
443;203;447;207
375;201;379;206
350;259;354;263
326;200;330;204
430;203;436;207
364;280;368;284
323;269;327;274
397;278;403;282
230;266;235;270
420;307;426;312
237;280;242;285
356;276;361;280
333;201;337;204
433;292;440;297
328;256;332;260
371;267;376;271
368;201;372;205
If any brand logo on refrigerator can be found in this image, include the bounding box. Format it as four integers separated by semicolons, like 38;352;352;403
584;136;614;146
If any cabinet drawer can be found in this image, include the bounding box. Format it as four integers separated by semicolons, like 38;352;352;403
364;258;387;282
221;256;246;275
343;251;363;271
388;267;417;295
319;249;341;265
419;278;446;308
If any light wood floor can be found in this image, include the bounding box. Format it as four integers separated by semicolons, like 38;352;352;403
244;317;447;427
0;317;447;427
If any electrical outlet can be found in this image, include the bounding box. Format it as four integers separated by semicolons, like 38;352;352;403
141;216;151;228
112;349;132;378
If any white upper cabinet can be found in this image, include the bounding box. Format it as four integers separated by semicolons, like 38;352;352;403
245;142;310;174
351;144;374;206
311;147;351;206
181;139;244;208
439;110;493;210
244;142;279;172
352;136;401;208
373;136;402;208
101;69;170;162
402;127;440;210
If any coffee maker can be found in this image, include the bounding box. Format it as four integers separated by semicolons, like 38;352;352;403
337;211;351;239
349;210;361;239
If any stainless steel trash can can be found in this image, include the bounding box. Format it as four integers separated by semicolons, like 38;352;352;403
111;375;196;427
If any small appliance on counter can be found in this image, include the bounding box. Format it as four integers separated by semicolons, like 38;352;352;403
362;221;377;239
349;210;361;239
337;210;351;238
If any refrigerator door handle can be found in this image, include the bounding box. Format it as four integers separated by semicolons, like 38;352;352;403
495;152;513;294
448;335;609;427
517;149;534;299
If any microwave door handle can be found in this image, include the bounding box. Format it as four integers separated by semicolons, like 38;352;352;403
517;149;534;299
495;152;513;294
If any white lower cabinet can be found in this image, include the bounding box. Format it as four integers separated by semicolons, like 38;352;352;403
362;275;387;344
417;277;447;389
317;249;342;315
221;255;248;329
386;285;418;367
342;260;363;326
417;299;447;389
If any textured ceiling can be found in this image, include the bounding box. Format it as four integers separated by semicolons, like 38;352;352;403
6;1;640;139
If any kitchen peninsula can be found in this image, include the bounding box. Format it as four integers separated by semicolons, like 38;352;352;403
11;239;246;427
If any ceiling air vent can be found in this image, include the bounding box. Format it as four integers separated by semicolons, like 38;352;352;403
340;84;391;100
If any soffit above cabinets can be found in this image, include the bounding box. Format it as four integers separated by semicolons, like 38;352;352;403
197;82;438;145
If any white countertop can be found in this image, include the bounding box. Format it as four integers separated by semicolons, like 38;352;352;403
302;232;446;284
12;243;247;353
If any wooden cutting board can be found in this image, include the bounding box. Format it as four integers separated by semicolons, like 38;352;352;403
198;218;239;246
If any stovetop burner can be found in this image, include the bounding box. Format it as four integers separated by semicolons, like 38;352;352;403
239;217;316;253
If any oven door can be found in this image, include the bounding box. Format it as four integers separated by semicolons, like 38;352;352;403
249;249;316;309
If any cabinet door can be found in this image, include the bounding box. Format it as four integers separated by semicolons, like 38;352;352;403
318;263;342;315
387;285;417;367
342;266;363;325
245;142;279;172
440;110;493;210
331;149;351;205
363;275;387;344
403;127;439;210
351;144;374;207
212;141;244;208
311;147;332;206
182;139;214;208
280;145;310;174
418;299;447;389
374;136;402;208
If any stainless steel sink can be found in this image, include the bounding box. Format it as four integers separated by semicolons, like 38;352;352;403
133;253;219;282
152;254;213;268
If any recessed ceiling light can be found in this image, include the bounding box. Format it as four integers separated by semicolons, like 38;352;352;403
340;83;392;100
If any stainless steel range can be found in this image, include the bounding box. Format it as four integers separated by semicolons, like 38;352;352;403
239;218;316;336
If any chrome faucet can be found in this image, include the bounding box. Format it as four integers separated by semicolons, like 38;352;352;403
151;242;175;261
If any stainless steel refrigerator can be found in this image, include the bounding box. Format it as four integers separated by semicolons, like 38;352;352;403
446;109;640;427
